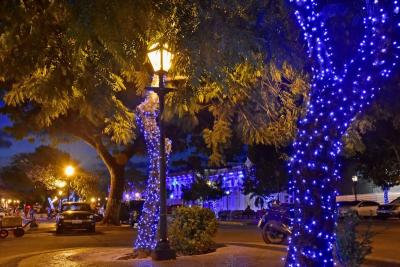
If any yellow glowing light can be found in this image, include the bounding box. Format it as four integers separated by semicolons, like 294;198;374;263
58;190;63;196
90;197;95;203
147;43;173;73
65;165;75;177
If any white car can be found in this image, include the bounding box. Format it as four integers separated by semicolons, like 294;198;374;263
338;200;380;217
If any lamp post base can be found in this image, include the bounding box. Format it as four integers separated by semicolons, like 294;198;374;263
151;240;176;261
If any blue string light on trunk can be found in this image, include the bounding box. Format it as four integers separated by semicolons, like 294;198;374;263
286;0;400;266
134;92;172;254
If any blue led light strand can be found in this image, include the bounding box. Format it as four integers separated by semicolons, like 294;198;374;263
134;92;172;253
287;1;400;266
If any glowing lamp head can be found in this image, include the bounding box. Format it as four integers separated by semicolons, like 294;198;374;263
90;197;95;203
58;190;63;196
352;175;358;182
65;165;75;177
225;190;230;195
134;192;141;199
169;194;174;199
147;42;173;73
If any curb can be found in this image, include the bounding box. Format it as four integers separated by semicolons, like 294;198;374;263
218;221;256;226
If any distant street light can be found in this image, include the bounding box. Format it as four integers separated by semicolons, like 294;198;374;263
146;41;176;261
64;165;75;201
352;175;358;201
65;165;75;176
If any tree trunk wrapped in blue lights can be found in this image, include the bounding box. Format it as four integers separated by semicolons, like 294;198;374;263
287;0;400;266
134;92;172;255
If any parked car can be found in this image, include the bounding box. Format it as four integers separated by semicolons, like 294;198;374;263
56;202;96;234
337;200;379;217
377;197;400;218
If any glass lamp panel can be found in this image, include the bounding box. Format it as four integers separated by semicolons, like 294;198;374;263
148;48;162;72
162;49;173;72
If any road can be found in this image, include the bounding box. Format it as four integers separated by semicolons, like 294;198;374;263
1;220;400;265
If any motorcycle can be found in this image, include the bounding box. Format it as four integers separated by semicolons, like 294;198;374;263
257;203;292;244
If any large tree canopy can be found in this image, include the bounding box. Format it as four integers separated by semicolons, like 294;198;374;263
0;0;308;224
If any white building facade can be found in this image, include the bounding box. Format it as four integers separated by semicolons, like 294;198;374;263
166;160;289;212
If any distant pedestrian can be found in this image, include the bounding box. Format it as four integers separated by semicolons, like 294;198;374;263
29;206;35;219
46;206;52;219
24;205;30;218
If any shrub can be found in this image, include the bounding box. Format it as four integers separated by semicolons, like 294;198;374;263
335;211;374;267
169;206;218;255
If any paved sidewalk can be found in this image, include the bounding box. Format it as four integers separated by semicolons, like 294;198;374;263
4;245;400;267
10;246;285;267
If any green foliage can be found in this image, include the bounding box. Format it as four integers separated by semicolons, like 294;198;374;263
200;63;309;166
169;206;218;255
243;145;289;197
181;174;224;203
344;79;400;191
335;212;373;267
355;121;400;191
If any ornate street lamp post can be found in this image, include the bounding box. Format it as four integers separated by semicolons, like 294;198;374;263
147;42;176;261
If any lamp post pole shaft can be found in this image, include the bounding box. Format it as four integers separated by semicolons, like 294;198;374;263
353;182;358;201
152;73;176;260
158;74;167;242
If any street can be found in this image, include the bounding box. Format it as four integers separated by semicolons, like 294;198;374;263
1;220;400;266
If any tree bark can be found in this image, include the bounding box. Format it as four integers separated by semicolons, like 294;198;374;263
72;129;126;225
102;164;125;225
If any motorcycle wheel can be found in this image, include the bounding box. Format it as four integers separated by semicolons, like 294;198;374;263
13;228;25;238
262;224;286;244
0;229;8;238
